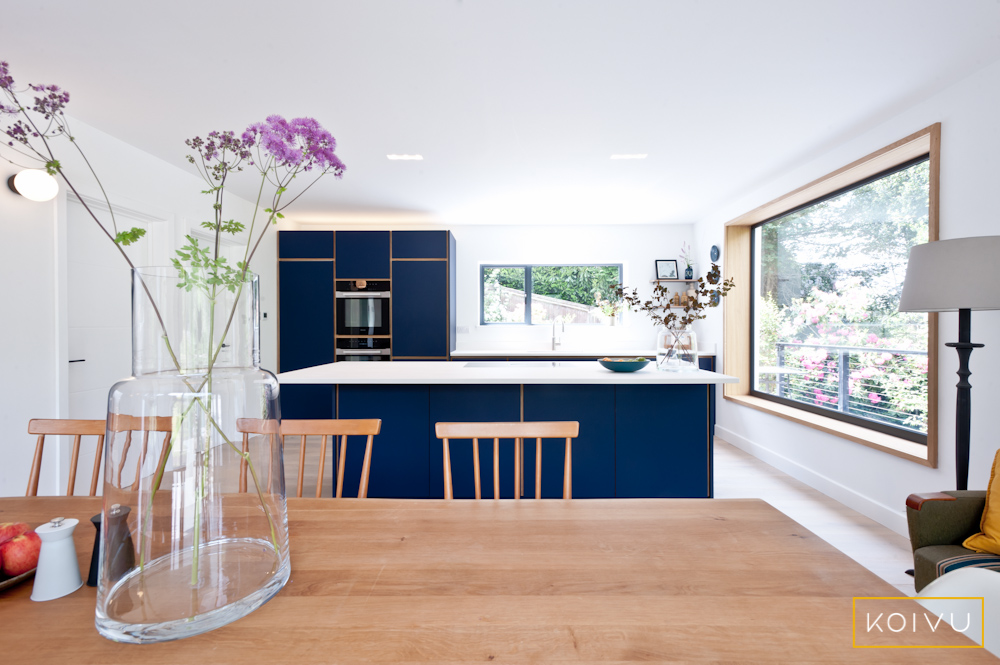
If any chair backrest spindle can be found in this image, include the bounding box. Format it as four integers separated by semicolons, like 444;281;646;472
434;421;579;500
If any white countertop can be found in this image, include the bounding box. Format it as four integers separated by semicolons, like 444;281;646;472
450;349;659;358
278;361;738;385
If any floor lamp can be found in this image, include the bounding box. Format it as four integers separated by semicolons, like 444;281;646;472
899;236;1000;490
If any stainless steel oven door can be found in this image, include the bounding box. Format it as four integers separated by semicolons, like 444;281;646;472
335;348;391;361
335;291;390;336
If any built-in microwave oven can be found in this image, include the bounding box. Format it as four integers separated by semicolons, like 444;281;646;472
335;280;390;336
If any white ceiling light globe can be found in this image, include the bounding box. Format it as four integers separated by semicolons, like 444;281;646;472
10;169;59;202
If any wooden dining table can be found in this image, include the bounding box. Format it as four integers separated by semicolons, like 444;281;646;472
0;496;991;663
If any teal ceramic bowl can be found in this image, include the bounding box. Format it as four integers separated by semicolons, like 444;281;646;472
598;358;650;373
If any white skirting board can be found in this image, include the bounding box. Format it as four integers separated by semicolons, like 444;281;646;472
715;424;909;537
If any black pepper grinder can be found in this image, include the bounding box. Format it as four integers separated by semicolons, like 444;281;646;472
87;504;135;587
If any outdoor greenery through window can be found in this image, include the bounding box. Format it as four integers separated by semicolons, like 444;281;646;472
482;265;623;324
751;157;930;442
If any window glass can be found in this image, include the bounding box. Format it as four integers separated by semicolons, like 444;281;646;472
483;267;526;323
481;264;622;325
751;158;930;441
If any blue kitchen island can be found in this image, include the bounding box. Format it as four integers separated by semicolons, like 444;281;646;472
278;361;737;499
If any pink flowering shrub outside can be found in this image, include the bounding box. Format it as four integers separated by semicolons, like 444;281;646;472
758;278;928;433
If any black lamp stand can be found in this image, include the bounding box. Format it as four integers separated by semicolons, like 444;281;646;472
946;308;983;491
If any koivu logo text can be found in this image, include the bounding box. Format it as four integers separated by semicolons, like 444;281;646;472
852;597;985;649
865;611;973;634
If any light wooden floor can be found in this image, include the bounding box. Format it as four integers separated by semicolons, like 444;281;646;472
713;436;916;596
283;434;917;595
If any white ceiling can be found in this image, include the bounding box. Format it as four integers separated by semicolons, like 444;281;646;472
4;0;1000;225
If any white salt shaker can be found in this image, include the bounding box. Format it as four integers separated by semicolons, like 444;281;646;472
31;517;83;602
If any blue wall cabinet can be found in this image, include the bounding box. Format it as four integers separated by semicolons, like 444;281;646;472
392;230;448;259
392;260;449;358
278;230;333;259
278;260;334;372
335;231;390;279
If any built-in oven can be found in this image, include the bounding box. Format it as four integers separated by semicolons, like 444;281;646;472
335;280;390;336
335;337;391;362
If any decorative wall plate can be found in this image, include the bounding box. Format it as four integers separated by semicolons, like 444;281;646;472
710;245;720;262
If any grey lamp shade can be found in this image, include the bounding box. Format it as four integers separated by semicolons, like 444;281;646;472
898;236;1000;313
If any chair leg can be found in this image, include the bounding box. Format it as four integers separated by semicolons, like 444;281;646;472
514;437;521;501
67;434;82;496
336;435;347;499
89;435;105;496
563;437;572;500
473;438;481;500
359;434;373;498
443;439;453;500
535;437;542;500
492;437;500;501
27;435;45;497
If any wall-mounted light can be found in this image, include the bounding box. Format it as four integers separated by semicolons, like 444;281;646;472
7;169;59;202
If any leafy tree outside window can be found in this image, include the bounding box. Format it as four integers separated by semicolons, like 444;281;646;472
481;264;622;325
751;157;930;442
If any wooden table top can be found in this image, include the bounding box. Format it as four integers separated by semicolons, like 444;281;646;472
0;497;991;664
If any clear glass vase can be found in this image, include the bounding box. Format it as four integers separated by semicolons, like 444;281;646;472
95;267;289;643
656;326;699;372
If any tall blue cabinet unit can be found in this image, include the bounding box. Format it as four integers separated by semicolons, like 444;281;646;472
277;231;335;373
277;231;336;419
391;231;455;360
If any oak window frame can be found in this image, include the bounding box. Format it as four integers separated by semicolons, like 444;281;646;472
723;124;940;466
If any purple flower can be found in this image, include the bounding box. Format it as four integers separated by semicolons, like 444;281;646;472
0;61;13;90
185;130;253;180
28;83;70;118
242;115;345;175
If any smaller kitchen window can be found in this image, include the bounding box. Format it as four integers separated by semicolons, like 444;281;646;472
481;264;623;325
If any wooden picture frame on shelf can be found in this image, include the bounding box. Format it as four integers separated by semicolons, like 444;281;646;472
655;259;678;280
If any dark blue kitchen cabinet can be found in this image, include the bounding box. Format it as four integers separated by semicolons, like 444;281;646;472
427;385;521;499
335;231;390;279
338;385;431;498
278;260;333;372
279;384;334;419
522;384;616;498
278;230;333;259
392;230;448;259
392;260;449;358
615;384;711;498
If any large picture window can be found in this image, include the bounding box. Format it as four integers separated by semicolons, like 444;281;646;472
481;264;623;325
751;157;930;443
723;124;939;464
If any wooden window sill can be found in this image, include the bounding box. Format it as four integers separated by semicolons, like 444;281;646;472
724;394;933;466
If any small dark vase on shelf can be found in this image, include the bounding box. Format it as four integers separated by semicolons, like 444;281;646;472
684;266;694;280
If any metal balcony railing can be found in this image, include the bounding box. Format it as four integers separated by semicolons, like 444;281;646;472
759;342;928;434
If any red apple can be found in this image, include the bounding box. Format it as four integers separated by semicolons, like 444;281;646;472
0;522;29;545
0;531;41;576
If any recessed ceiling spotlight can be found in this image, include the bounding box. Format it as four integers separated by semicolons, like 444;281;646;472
387;154;423;161
610;154;647;160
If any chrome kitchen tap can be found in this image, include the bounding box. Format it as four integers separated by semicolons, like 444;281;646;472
551;321;565;350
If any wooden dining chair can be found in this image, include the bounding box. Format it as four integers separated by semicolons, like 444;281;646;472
238;419;381;498
106;413;173;492
434;421;579;500
26;419;107;497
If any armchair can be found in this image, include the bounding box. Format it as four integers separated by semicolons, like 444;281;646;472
906;490;996;591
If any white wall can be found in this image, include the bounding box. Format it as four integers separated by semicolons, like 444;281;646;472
696;58;1000;535
0;117;273;497
452;224;698;352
